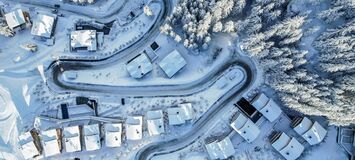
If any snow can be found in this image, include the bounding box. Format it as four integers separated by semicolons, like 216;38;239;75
302;122;327;145
41;129;60;157
31;14;56;38
293;117;313;135
205;137;235;159
104;123;122;148
70;30;97;51
19;140;39;159
146;110;165;136
126;116;143;140
83;124;101;151
230;113;260;143
63;126;81;153
271;132;305;160
4;9;26;29
167;107;186;126
18;132;39;160
158;50;187;78
251;93;282;122
126;53;153;79
61;34;232;87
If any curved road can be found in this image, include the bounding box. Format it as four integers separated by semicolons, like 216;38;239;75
135;55;256;160
11;0;129;24
15;0;259;159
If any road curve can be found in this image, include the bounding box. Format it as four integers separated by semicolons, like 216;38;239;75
45;0;172;95
135;55;256;160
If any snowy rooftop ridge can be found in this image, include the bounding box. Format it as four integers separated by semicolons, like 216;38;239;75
18;132;40;160
158;50;187;78
104;123;122;147
126;116;143;140
271;132;304;160
146;110;165;136
251;93;282;122
205;136;235;160
4;9;26;29
31;14;56;38
230;112;260;143
126;53;153;79
293;117;327;145
70;30;97;51
41;129;60;157
63;126;81;153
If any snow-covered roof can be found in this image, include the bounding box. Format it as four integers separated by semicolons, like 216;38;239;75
272;132;291;151
178;103;194;120
70;30;97;51
230;113;260;143
158;50;187;78
18;132;39;160
65;104;95;118
293;117;313;135
31;14;56;38
126;54;153;79
63;126;81;153
5;9;26;29
205;137;235;160
251;93;269;110
41;129;60;157
252;93;282;122
18;132;33;144
294;118;327;145
104;123;122;147
167;107;185;125
126;116;143;140
303;122;327;145
259;99;282;122
147;110;163;119
43;140;60;157
19;141;39;159
83;124;101;151
147;110;165;136
272;132;304;160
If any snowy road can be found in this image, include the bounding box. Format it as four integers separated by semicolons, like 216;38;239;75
135;56;257;160
9;0;129;24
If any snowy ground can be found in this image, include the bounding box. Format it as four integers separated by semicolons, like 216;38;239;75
63;33;231;86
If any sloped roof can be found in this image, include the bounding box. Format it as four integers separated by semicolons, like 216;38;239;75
279;138;305;160
178;103;194;120
302;121;327;145
5;9;25;29
251;93;269;110
293;117;313;135
41;129;60;157
147;110;165;136
205;137;235;159
126;116;143;140
63;126;81;153
147;118;165;136
126;54;153;79
104;123;122;147
43;139;60;157
252;93;282;122
272;132;304;160
31;14;56;38
19;141;39;159
259;99;282;122
70;30;97;51
158;50;186;78
167;107;185;125
230;113;260;143
84;124;100;151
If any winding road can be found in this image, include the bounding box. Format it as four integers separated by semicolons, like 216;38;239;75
8;0;258;159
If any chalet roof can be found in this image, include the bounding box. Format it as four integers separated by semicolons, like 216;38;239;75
158;50;186;78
